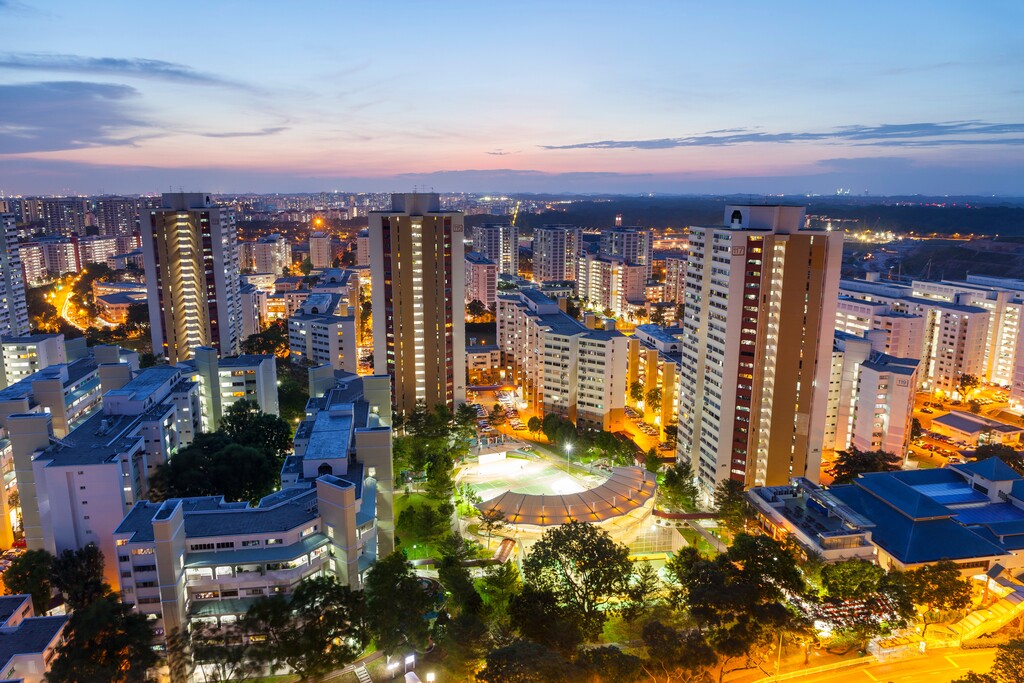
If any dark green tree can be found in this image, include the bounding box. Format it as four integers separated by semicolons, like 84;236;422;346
467;299;487;318
646;387;663;414
957;373;980;398
478;506;509;548
974;443;1024;475
245;576;367;680
149;432;280;504
829;447;902;484
821;558;886;601
240;320;288;356
3;549;53;614
508;587;582;655
50;543;107;610
642;621;717;683
629;380;645;405
480;561;521;626
575;646;643;682
527;415;542;436
364;551;432;655
219;399;293;459
489;404;506;426
660;460;698;511
46;594;157;683
619;559;663;627
907;560;973;635
911;417;923;440
644;448;662;473
713;478;751;534
476;640;575;683
522;520;632;638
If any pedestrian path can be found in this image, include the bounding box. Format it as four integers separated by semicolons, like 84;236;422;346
353;664;372;683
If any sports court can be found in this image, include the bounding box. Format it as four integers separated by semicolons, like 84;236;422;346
459;454;608;502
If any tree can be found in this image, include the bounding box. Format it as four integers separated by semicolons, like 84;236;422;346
619;559;663;626
46;593;157;683
527;415;542;436
50;544;106;610
479;507;509;548
241;320;288;356
541;413;576;447
642;621;717;683
660;461;698;511
219;399;293;459
821;558;885;601
646;387;663;414
713;478;751;534
125;303;149;330
951;638;1024;683
364;551;432;655
180;621;263;683
575;646;643;682
974;443;1024;475
298;257;313;275
3;549;53;614
396;503;451;555
477;640;575;683
522;520;632;638
629;380;645;406
437;534;483;617
149;432;280;504
958;373;980;399
650;306;667;326
480;561;521;626
489;404;506;427
245;576;367;680
644;448;661;473
907;560;972;635
467;299;487;318
911;418;923;440
969;399;983;414
828;447;902;485
508;588;582;655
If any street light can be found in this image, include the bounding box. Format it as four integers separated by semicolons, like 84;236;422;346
565;442;573;466
426;674;436;682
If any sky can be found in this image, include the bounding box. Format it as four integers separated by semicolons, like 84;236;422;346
1;0;1022;196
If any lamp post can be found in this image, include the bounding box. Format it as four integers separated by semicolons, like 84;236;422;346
565;442;573;467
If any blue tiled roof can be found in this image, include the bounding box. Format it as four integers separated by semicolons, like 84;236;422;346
855;473;952;520
954;458;1022;481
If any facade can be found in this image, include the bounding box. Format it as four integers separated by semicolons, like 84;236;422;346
287;294;357;373
77;235;119;266
355;229;370;266
663;254;687;304
600;226;654;279
309;231;333;269
369;193;466;413
0;215;29;341
824;331;918;456
628;325;683;439
38;237;80;278
142;193;242;364
576;253;646;317
498;289;627;430
0;334;67;389
676;205;843;501
472;223;519;276
187;348;279;431
239;282;267;339
253;234;292;276
465;251;498;306
532;225;582;283
94;196;140;237
38;198;87;236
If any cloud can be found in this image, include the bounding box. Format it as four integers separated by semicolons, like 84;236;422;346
195;126;289;139
542;121;1024;150
0;81;147;153
486;150;518;156
0;52;249;88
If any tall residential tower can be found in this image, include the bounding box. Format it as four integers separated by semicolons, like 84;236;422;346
472;223;519;276
141;193;242;364
676;205;842;501
369;193;466;413
0;213;30;339
533;225;582;282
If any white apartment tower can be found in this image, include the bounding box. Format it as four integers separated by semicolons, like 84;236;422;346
601;226;654;279
533;225;582;282
677;206;842;501
369;193;466;414
141;193;242;365
0;214;30;339
473;223;519;276
309;231;333;269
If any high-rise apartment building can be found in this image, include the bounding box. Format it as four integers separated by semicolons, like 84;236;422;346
677;205;842;501
38;197;87;236
77;235;119;266
355;229;370;266
369;193;465;413
533;225;582;283
309;231;333;269
141;193;242;364
576;253;646;317
663;254;687;304
473;223;519;276
0;214;29;339
94;196;139;237
601;226;654;279
465;251;498;306
253;233;292;276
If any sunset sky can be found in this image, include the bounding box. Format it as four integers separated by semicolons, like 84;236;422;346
1;0;1022;195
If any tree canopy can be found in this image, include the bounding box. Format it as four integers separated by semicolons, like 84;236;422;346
3;549;53;614
50;544;107;611
364;551;433;655
149;432;280;504
713;478;751;534
829;447;902;484
219;399;293;459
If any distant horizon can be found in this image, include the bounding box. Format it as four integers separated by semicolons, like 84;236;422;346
1;2;1021;197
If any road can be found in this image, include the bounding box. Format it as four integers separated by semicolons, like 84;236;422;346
787;649;995;683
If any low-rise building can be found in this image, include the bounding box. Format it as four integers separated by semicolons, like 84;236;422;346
0;594;68;683
931;411;1024;447
185;349;279;432
0;335;67;389
287;294;356;373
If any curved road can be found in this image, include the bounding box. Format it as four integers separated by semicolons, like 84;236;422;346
776;649;995;683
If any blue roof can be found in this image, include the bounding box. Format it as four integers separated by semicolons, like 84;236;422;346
909;481;988;506
954;458;1023;481
855;473;952;520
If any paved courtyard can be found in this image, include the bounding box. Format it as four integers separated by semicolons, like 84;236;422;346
459;455;608;502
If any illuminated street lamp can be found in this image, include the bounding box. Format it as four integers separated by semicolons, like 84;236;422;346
565;442;573;466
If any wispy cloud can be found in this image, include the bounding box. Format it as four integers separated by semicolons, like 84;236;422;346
542;122;1024;150
486;150;518;156
0;81;146;153
0;52;250;89
195;126;289;139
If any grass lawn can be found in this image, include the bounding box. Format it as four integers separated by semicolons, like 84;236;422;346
395;492;447;559
677;526;719;555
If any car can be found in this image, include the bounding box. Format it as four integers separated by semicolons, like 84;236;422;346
921;407;934;414
946;456;966;465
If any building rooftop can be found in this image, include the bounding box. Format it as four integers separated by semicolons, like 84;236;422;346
862;353;919;377
933;411;1024;436
40;411;141;467
0;597;29;625
217;354;273;368
0;615;67;665
0;333;61;344
105;365;181;404
465;252;496;265
953;458;1024;482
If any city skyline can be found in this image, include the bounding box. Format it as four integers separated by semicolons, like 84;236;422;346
0;1;1022;196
